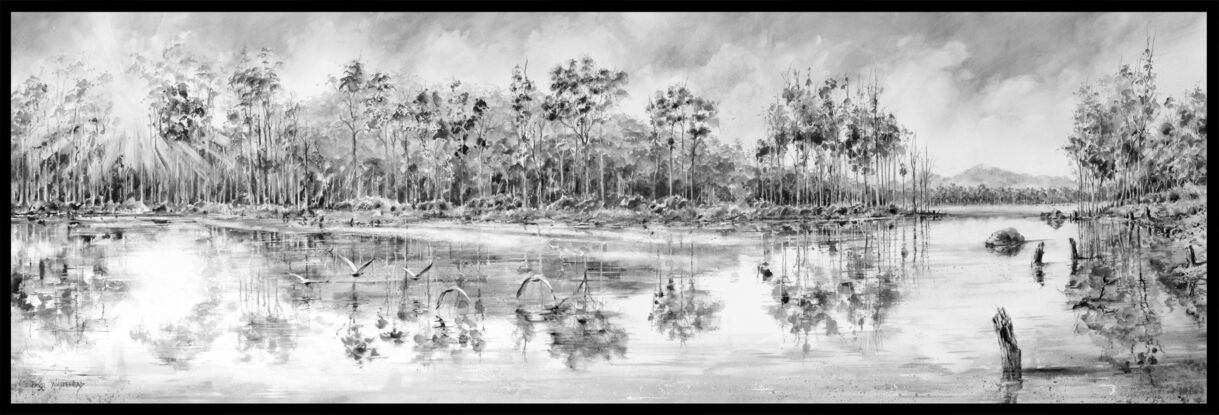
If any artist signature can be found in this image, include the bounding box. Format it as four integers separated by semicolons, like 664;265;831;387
14;378;86;391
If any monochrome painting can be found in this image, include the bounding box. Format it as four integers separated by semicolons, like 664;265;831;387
9;11;1209;404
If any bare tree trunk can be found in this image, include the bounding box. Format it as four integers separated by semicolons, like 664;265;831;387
992;307;1022;382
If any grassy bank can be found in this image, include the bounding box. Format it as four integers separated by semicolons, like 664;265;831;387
10;194;931;232
1096;185;1207;249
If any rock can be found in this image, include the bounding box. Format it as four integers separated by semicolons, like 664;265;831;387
985;228;1025;247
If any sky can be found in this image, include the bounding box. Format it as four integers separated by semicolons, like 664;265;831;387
9;12;1208;177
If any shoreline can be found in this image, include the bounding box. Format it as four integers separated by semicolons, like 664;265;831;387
10;199;951;234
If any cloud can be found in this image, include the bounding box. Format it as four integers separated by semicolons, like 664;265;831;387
10;12;1207;176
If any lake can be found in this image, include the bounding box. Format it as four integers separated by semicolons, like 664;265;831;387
9;206;1208;403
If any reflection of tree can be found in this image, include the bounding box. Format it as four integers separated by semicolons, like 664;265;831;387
235;268;299;364
554;277;633;369
770;277;899;343
236;312;296;364
1152;260;1207;325
547;302;629;369
129;300;224;370
339;320;380;365
512;308;542;354
764;226;905;357
14;283;97;348
510;273;630;369
408;287;486;365
1067;270;1164;372
12;229;127;351
1065;222;1168;373
411;312;485;365
647;277;723;343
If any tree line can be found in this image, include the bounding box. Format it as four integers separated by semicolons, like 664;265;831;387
11;40;945;212
1064;41;1208;215
928;185;1076;206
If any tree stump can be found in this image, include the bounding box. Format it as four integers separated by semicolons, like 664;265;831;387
1188;245;1205;266
1069;237;1081;260
992;307;1022;382
1031;242;1045;266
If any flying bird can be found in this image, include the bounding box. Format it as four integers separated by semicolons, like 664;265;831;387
336;254;377;277
280;272;329;287
401;261;435;281
516;274;558;303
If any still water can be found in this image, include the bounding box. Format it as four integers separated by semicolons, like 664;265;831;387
10;207;1207;403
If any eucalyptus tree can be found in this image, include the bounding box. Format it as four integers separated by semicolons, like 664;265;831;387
1061;43;1208;212
764;97;793;204
685;96;718;202
401;88;443;201
542;56;629;199
429;81;488;204
125;41;223;205
645;91;676;197
362;72;395;197
815;77;848;205
228;47;284;204
774;70;826;206
509;63;541;206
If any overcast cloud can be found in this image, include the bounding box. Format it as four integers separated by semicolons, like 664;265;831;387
10;12;1207;177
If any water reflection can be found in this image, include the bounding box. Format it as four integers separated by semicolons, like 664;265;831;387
546;275;629;369
9;212;1207;403
1064;221;1173;374
648;277;723;343
128;299;224;370
760;221;910;358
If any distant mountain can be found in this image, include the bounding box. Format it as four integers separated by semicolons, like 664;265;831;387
929;164;1076;189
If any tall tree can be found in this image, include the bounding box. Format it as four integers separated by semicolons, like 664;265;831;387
542;56;629;199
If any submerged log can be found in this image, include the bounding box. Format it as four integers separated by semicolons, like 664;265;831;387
992;307;1022;382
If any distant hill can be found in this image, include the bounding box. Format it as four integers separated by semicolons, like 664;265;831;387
928;164;1076;189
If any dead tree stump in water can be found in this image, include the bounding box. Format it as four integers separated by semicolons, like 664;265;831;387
1031;242;1045;266
1188;245;1206;266
992;307;1022;382
1069;238;1082;260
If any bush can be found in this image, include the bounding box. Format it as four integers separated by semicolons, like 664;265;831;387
414;199;450;211
650;195;688;214
465;194;523;211
118;198;150;213
619;194;647;210
546;195;578;211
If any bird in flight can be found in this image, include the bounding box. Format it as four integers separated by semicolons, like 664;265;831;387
516;274;558;302
336;254;377;277
281;272;329;286
401;261;434;280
